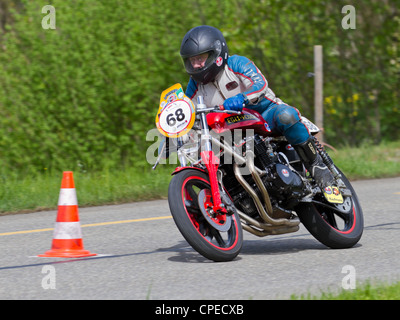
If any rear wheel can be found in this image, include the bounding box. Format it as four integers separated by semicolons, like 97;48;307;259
296;168;363;248
168;169;243;262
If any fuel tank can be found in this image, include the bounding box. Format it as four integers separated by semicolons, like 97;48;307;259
206;108;272;136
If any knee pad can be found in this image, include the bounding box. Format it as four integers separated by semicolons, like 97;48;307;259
275;106;310;145
275;106;300;128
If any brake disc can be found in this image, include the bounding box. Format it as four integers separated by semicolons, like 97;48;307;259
197;189;232;232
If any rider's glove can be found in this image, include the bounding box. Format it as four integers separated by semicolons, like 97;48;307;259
223;93;246;111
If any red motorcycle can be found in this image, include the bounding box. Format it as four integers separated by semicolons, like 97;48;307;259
153;84;363;262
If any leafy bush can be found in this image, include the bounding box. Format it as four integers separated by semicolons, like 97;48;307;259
0;0;196;173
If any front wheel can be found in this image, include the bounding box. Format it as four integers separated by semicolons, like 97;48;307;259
296;168;364;249
168;169;243;262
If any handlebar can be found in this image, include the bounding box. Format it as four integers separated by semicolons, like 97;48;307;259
200;105;241;114
214;105;242;114
195;105;242;114
196;96;242;115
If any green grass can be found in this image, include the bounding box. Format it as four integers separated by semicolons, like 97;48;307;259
0;140;399;215
291;280;400;300
0;164;174;215
329;140;400;180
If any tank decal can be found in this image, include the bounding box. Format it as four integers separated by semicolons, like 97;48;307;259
225;113;259;124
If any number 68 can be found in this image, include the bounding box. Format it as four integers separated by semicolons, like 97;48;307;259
166;108;185;126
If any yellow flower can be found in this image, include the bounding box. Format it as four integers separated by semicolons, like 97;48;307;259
327;107;337;115
352;93;359;102
324;96;334;105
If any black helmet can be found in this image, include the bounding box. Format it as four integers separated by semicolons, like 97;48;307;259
180;25;228;84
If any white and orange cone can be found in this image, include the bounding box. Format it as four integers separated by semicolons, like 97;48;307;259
38;171;96;258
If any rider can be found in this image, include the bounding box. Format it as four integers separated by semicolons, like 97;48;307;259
180;25;334;189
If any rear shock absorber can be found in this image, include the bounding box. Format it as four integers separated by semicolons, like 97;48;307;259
313;137;341;179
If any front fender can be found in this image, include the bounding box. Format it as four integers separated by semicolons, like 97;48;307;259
171;166;206;176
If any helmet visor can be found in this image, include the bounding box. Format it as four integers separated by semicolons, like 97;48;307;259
189;53;209;70
183;50;218;75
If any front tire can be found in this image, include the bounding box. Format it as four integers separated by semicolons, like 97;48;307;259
168;169;243;262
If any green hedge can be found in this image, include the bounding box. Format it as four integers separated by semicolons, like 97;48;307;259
0;0;199;173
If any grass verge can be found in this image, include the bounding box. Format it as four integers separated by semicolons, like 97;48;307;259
330;140;400;180
0;164;175;214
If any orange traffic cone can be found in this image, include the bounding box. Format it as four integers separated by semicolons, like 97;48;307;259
38;171;96;258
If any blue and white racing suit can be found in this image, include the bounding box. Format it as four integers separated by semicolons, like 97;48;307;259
185;55;310;145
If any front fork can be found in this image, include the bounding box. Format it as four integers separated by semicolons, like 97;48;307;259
197;96;226;214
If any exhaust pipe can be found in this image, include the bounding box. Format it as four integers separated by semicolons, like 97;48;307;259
233;152;300;236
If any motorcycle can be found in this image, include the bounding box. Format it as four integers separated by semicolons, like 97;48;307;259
152;84;364;262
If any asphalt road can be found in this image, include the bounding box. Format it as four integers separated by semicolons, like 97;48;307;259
0;177;399;300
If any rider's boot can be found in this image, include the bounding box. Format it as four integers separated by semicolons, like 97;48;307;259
293;136;335;189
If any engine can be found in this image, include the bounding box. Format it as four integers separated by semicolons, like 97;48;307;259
222;134;307;217
270;163;304;194
253;135;305;202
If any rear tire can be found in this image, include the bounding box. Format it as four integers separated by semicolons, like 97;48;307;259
296;168;363;248
168;169;243;262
